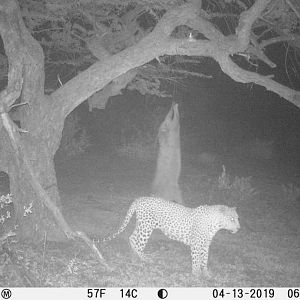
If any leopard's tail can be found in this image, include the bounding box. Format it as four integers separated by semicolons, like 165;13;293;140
102;199;138;243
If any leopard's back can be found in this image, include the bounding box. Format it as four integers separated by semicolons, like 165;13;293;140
103;196;240;276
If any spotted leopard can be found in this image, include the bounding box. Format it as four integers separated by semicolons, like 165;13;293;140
103;196;240;276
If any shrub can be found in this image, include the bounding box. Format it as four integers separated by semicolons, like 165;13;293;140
281;183;300;204
187;166;257;207
218;165;257;201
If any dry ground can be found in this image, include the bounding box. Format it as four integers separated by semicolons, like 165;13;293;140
1;149;299;286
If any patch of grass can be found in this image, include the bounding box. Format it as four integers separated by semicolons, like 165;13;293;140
4;152;299;287
184;166;257;207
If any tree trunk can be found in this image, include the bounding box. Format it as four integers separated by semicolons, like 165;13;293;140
0;0;103;246
5;131;65;242
152;103;183;205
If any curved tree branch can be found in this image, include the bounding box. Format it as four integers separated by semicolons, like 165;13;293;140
236;0;272;49
51;0;300;123
260;35;297;48
218;54;300;107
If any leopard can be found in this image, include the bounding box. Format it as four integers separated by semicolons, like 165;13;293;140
103;196;240;276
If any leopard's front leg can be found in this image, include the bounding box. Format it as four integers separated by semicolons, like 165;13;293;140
190;239;212;278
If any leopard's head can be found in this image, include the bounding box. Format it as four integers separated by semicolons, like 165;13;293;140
218;205;240;234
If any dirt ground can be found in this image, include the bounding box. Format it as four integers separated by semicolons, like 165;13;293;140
1;148;299;287
53;148;300;287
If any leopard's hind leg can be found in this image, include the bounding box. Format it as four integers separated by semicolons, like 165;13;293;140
129;219;155;262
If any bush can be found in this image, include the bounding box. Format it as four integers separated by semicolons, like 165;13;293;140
218;165;257;201
187;166;257;207
281;183;300;204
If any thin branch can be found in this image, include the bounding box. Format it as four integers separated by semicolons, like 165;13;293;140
286;0;300;20
9;102;29;110
218;53;300;106
261;0;280;18
234;0;249;10
244;35;276;68
236;0;272;49
259;35;297;48
168;69;212;79
284;43;294;89
246;45;276;67
210;13;239;18
50;1;300;116
257;18;300;50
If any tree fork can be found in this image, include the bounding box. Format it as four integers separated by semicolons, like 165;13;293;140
0;107;111;271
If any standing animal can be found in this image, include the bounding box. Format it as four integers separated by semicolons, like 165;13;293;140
152;102;183;204
103;197;240;276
